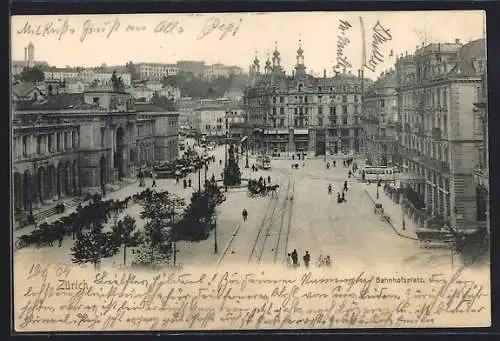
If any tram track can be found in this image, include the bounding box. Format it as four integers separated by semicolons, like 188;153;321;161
247;179;283;265
274;176;296;265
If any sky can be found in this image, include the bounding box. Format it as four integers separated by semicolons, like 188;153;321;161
11;11;485;80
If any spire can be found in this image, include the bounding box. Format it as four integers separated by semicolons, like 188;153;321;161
295;38;306;76
265;52;272;74
272;41;281;72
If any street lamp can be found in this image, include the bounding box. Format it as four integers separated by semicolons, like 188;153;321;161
245;141;249;168
401;189;406;230
214;217;218;254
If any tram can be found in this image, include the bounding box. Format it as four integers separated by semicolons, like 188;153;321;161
256;155;271;170
362;166;395;182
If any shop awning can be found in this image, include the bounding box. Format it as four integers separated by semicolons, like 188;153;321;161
294;129;309;135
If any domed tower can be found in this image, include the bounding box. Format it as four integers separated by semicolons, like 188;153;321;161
272;41;282;72
265;53;272;74
295;39;306;77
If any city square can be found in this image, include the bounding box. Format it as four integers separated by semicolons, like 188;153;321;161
11;12;489;274
10;11;492;332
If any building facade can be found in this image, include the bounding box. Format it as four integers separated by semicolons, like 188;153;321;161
12;90;179;217
362;70;399;166
244;43;369;156
43;68;132;87
203;64;244;81
136;63;180;80
472;67;488;235
193;99;229;141
12;42;49;75
395;38;486;233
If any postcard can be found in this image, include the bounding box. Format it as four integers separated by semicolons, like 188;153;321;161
11;10;490;331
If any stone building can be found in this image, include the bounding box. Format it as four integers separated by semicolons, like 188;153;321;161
193;98;231;143
395;38;486;233
244;42;371;156
362;69;399;166
12;90;179;217
472;67;488;235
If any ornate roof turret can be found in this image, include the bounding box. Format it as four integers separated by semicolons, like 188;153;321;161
297;39;304;56
273;41;280;59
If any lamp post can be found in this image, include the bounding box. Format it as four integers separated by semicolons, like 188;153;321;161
172;200;177;267
245;142;249;168
214;218;218;254
402;189;406;230
224;118;229;166
376;179;380;199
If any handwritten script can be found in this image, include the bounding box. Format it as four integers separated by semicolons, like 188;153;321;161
15;16;243;42
335;19;353;71
364;20;393;72
14;264;490;331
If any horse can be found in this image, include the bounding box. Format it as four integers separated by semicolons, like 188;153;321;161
266;184;280;197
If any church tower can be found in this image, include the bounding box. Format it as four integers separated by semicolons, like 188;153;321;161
272;41;282;73
265;53;272;74
27;42;35;67
294;39;306;77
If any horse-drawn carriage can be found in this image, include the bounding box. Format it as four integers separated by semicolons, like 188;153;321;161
247;179;267;197
247;179;279;197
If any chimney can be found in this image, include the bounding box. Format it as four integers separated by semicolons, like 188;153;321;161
24;48;27;61
455;38;460;44
357;69;361;78
323;69;326;78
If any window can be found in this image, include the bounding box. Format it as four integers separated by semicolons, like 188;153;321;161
380;99;385;108
318;106;323;115
101;128;105;147
206;124;210;130
318;117;323;126
343;95;347;102
330;106;336;115
280;107;285;115
343;117;348;125
272;107;276;115
280;96;284;103
37;136;42;154
342;105;348;114
273;97;277;104
48;134;54;152
318;96;322;102
305;96;308;103
294;108;298;115
22;136;28;156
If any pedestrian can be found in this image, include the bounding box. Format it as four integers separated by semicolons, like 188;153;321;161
327;162;330;169
303;251;311;269
183;179;187;189
221;172;224;180
318;255;324;267
325;255;331;267
267;176;271;184
337;192;342;203
291;249;299;267
302;161;305;167
292;154;295;160
287;253;293;268
342;191;345;202
176;176;180;185
188;178;192;187
220;159;222;165
211;174;216;182
333;160;336;167
242;208;248;222
152;179;156;188
344;180;348;191
348;170;352;178
328;184;332;195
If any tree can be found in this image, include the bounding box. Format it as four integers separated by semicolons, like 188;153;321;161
134;192;185;266
71;222;119;270
111;215;142;267
223;143;241;186
151;91;176;110
125;61;139;80
19;66;45;83
111;70;125;92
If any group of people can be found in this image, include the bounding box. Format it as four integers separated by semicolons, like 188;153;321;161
287;249;312;269
327;180;349;203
